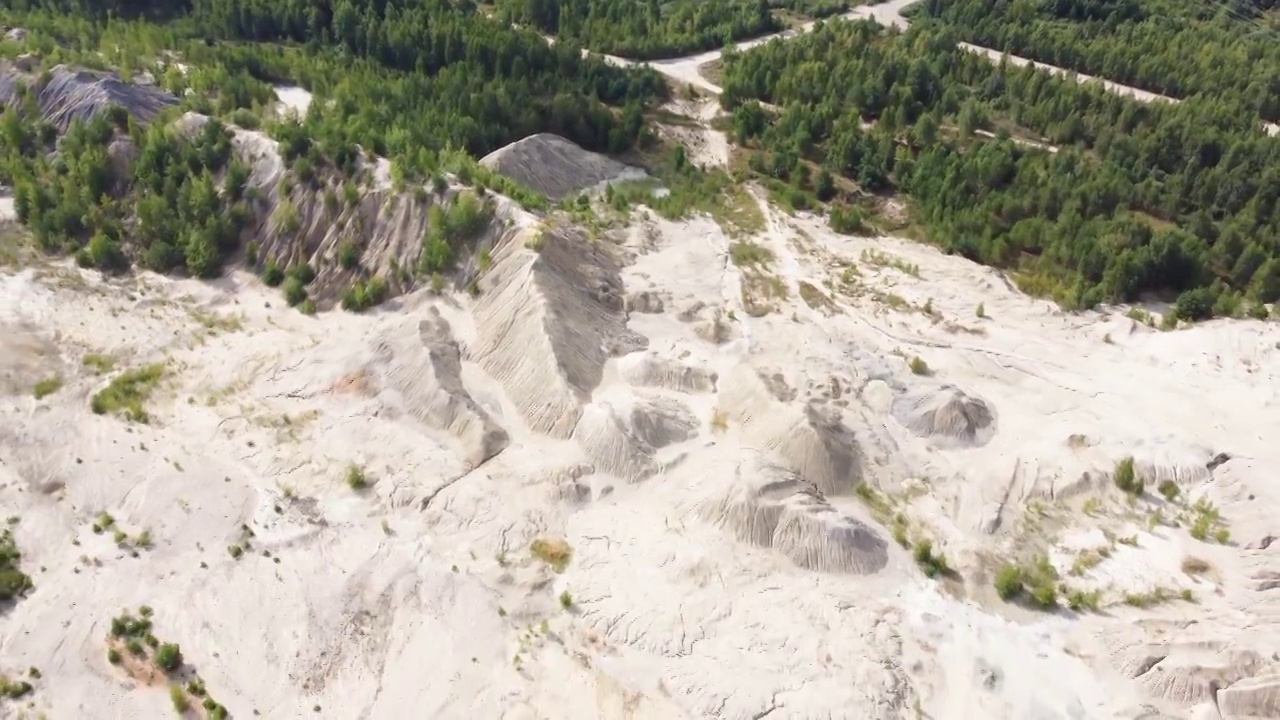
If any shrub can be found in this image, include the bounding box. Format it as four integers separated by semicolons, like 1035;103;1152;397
227;544;243;559
337;240;359;270
126;638;144;656
341;277;389;312
531;538;572;573
262;259;284;287
282;277;307;306
829;204;866;235
1157;480;1180;502
908;356;930;375
1066;589;1100;612
1181;556;1210;575
107;648;121;664
155;643;182;672
1024;555;1059;608
32;376;62;399
286;262;315;285
82;354;115;374
912;539;949;578
994;564;1022;600
170;685;189;713
975;302;985;318
0;530;32;601
1113;456;1142;495
559;590;573;609
91;365;164;422
298;298;316;315
345;464;368;490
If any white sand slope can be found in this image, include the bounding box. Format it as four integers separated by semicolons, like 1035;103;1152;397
1;182;1278;720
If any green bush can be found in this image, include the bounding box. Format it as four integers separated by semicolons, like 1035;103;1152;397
1113;456;1142;495
90;365;164;422
1157;480;1180;502
909;356;930;375
282;276;307;306
338;240;359;270
262;259;285;287
345;464;367;490
155;643;182;672
912;538;949;578
32;376;62;399
341;277;389;312
994;564;1023;600
0;530;33;602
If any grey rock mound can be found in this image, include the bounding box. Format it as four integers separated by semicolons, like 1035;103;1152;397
719;363;862;495
480;133;641;200
470;225;647;438
694;454;887;574
366;310;509;468
616;352;717;393
892;385;995;446
573;393;698;482
0;65;177;130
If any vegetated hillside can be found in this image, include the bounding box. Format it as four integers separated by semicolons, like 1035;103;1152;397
496;0;781;59
0;87;523;311
1;0;667;175
913;0;1280;123
0;0;673;305
719;21;1280;319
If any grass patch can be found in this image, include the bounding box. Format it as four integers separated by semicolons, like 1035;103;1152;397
861;249;920;277
1068;549;1106;576
1181;556;1211;575
710;408;728;433
1123;586;1186;608
994;555;1059;608
82;353;115;374
530;538;572;573
798;281;836;313
729;241;774;267
1188;499;1230;544
90;364;164;422
32;375;62;399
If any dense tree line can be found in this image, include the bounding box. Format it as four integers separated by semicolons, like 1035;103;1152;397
496;0;779;59
0;0;669;282
1;95;249;277
720;21;1280;315
915;0;1280;123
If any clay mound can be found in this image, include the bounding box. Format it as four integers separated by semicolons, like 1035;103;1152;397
479;133;642;200
694;455;888;574
470;226;647;439
366;309;509;467
573;393;698;482
719;364;862;495
616;352;717;393
0;65;177;130
1218;674;1280;718
892;385;995;447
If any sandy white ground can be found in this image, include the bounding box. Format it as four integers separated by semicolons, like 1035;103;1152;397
2;178;1278;719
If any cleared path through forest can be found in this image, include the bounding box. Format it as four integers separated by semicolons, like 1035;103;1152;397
591;0;1280;137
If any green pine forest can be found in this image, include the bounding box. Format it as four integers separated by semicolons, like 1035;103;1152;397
1;0;1279;320
720;20;1280;315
